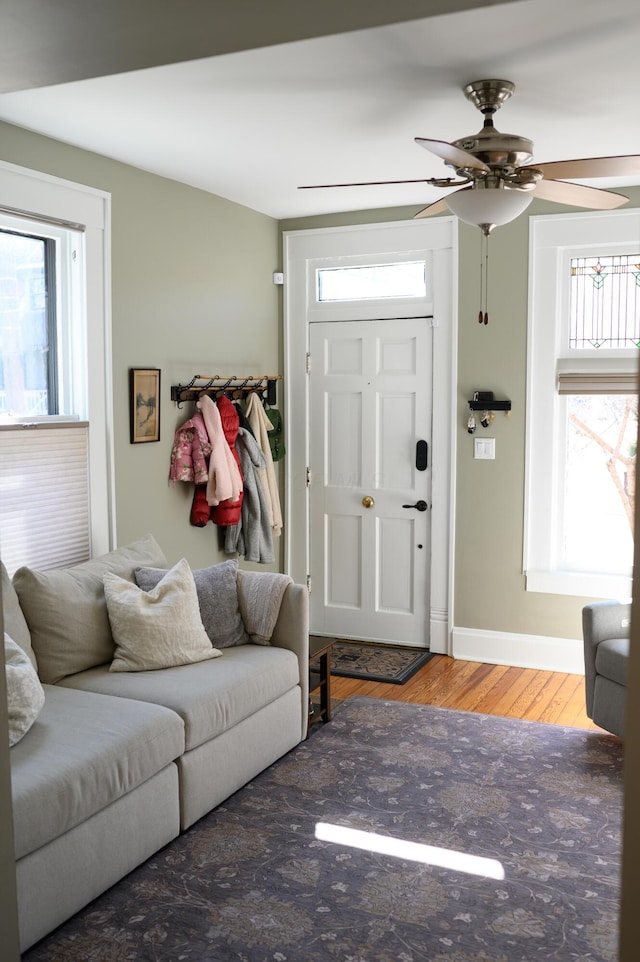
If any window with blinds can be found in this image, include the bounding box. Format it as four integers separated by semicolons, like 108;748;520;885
0;196;96;573
0;422;89;575
525;210;640;599
0;164;112;573
557;253;638;578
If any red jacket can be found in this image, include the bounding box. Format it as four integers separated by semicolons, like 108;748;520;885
210;395;244;526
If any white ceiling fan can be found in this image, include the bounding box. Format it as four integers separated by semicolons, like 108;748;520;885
300;79;640;236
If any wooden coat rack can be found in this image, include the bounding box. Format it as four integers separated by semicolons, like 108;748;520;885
171;374;282;409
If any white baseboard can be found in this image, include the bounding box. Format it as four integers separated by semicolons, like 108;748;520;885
429;607;448;655
452;626;584;675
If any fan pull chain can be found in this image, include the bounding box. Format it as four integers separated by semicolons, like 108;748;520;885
484;231;489;325
478;231;489;325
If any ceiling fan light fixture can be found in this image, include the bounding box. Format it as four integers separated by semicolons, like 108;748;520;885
445;185;534;234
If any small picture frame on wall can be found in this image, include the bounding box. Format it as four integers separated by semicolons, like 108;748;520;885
130;368;161;443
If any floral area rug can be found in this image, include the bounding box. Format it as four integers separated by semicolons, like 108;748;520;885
326;639;434;683
24;696;623;962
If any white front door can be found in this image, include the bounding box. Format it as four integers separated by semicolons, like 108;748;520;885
284;217;456;656
309;318;432;646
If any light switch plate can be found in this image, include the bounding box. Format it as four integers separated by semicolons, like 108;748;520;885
474;437;496;460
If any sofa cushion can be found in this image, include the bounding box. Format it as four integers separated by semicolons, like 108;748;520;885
12;534;168;684
595;636;629;687
4;633;45;747
10;684;184;861
1;561;37;671
59;644;300;752
105;559;222;672
135;559;250;649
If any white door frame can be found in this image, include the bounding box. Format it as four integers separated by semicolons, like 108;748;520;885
283;218;458;655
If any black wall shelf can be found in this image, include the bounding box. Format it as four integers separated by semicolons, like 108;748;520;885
468;399;511;412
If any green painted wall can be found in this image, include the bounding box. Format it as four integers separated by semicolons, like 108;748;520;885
281;185;640;641
0;120;282;571
2;115;639;639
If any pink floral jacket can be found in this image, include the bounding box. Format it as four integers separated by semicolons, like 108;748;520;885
169;412;212;484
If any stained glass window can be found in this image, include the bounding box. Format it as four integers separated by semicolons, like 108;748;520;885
569;254;640;349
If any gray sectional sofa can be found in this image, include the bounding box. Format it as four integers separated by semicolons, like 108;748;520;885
2;535;309;952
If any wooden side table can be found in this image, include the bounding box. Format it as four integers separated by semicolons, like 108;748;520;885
308;635;335;731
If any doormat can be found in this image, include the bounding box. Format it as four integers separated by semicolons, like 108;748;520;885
326;639;434;684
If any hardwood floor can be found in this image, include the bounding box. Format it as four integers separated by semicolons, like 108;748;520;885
328;652;602;731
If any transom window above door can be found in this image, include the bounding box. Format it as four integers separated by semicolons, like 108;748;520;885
316;260;427;302
306;248;434;325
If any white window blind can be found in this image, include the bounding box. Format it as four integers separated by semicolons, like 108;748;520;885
0;422;90;575
557;371;639;394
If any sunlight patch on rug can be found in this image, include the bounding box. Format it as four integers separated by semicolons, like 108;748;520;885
315;822;506;879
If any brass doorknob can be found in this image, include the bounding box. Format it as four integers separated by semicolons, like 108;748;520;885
362;496;375;508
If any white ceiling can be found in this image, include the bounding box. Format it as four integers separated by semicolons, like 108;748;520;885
0;0;638;220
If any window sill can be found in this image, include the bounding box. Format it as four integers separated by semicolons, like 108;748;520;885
525;569;632;601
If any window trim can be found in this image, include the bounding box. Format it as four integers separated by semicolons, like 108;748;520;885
0;159;115;559
524;208;640;600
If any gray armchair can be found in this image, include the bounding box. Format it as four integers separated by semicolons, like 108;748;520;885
582;600;630;738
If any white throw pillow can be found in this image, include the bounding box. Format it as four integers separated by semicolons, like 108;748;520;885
4;632;46;747
105;558;222;672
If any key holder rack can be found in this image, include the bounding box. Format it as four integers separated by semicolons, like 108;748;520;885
171;374;282;409
467;390;511;413
466;390;511;433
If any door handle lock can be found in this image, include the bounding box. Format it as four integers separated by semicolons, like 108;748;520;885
362;496;375;508
416;439;428;471
402;500;428;512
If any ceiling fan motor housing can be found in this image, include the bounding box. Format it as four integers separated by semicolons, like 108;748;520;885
452;128;534;173
453;79;535;181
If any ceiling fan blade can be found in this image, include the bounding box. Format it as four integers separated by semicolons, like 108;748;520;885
415;138;490;173
533;178;628;210
532;155;640;181
414;195;460;219
298;177;443;189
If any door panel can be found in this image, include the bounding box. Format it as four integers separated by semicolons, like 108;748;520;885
309;318;432;647
378;516;415;613
327;514;361;607
327;393;362;486
379;394;415;489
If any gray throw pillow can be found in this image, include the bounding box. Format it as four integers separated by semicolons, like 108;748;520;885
13;534;168;684
135;559;250;649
